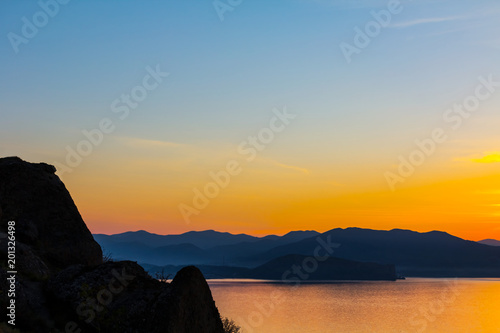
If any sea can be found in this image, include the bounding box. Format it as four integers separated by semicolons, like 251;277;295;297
209;278;500;333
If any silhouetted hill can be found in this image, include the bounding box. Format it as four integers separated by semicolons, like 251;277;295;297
251;228;500;277
478;239;500;247
150;243;208;265
281;230;321;242
245;254;396;280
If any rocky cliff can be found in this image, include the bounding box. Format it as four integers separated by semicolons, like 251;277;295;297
0;157;224;333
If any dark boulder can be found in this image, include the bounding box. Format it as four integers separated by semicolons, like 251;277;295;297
0;156;102;270
165;265;224;332
47;262;223;333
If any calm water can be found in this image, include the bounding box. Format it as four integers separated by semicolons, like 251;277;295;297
209;278;500;333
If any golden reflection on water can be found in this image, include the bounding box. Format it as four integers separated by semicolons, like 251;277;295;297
209;278;500;333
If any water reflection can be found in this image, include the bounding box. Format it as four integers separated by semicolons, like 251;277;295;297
209;278;500;333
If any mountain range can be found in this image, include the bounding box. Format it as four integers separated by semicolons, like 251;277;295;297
94;229;320;266
478;239;500;247
94;228;500;278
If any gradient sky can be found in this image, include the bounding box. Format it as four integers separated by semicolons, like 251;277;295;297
1;0;500;240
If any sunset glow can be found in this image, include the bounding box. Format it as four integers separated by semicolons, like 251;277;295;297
2;0;500;240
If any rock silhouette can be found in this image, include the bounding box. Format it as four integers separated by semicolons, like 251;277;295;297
0;157;224;333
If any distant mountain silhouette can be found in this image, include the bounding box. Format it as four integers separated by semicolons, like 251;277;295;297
205;230;321;266
95;229;320;266
244;254;396;280
144;255;397;281
95;229;262;249
96;227;500;278
252;228;500;277
96;237;209;266
478;239;500;247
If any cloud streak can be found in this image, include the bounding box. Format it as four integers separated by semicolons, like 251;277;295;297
391;16;462;28
116;136;185;149
455;152;500;164
472;152;500;164
273;162;310;174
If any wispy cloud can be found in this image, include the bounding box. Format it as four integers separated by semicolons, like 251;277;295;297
273;161;310;174
456;152;500;164
116;136;185;149
472;152;500;164
391;16;462;28
301;0;390;9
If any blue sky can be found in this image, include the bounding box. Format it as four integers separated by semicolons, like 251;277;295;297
2;0;498;151
1;0;500;236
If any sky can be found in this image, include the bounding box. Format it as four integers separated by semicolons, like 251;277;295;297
1;0;500;240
